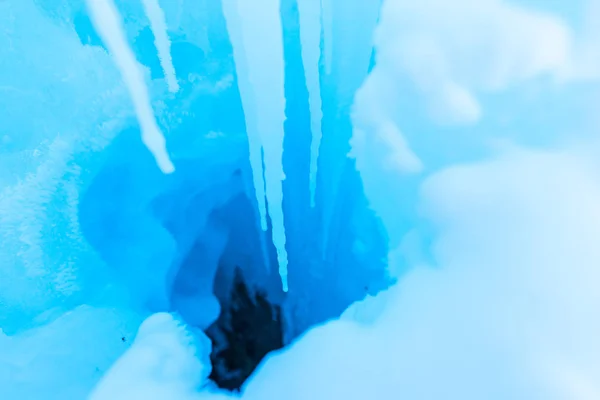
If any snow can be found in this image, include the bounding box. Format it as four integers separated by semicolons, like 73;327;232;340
140;0;179;93
86;0;175;174
89;313;212;400
297;0;324;207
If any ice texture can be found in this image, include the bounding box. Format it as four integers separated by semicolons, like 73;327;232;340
86;0;175;174
140;0;179;93
317;0;381;257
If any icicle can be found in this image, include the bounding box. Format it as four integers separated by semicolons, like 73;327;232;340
298;0;323;208
224;0;289;291
222;0;268;232
140;0;179;93
321;0;333;75
86;0;174;174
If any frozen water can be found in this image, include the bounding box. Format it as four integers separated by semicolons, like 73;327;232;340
297;0;323;207
140;0;179;93
86;0;175;174
317;0;381;258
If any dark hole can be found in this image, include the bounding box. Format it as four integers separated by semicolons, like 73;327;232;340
205;267;284;392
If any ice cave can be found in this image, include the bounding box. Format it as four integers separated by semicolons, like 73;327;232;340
1;0;600;399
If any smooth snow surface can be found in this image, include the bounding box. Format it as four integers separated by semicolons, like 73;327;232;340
86;0;175;174
140;0;179;93
297;0;324;207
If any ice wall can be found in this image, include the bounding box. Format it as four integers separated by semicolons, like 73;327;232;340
317;0;381;258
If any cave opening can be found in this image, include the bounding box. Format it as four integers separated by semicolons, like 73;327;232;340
78;131;391;392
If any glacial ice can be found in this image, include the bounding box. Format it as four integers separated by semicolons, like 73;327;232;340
2;0;600;398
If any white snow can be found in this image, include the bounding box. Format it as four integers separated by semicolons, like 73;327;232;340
297;0;324;208
86;0;175;174
89;313;212;400
140;0;179;93
223;0;289;291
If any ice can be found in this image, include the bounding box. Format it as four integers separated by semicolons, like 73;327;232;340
320;0;333;75
223;0;289;291
221;0;268;232
297;0;324;207
86;0;175;174
140;0;179;93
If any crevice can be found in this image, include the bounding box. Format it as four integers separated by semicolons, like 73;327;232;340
205;267;284;392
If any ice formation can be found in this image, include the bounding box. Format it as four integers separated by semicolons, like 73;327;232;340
85;0;175;174
2;0;600;399
222;0;289;291
140;0;179;93
297;0;323;207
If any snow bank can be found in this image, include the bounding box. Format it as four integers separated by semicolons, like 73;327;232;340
240;146;600;399
89;313;212;400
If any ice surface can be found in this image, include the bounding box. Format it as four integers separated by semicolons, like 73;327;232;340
140;0;179;93
297;0;324;207
86;0;175;174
